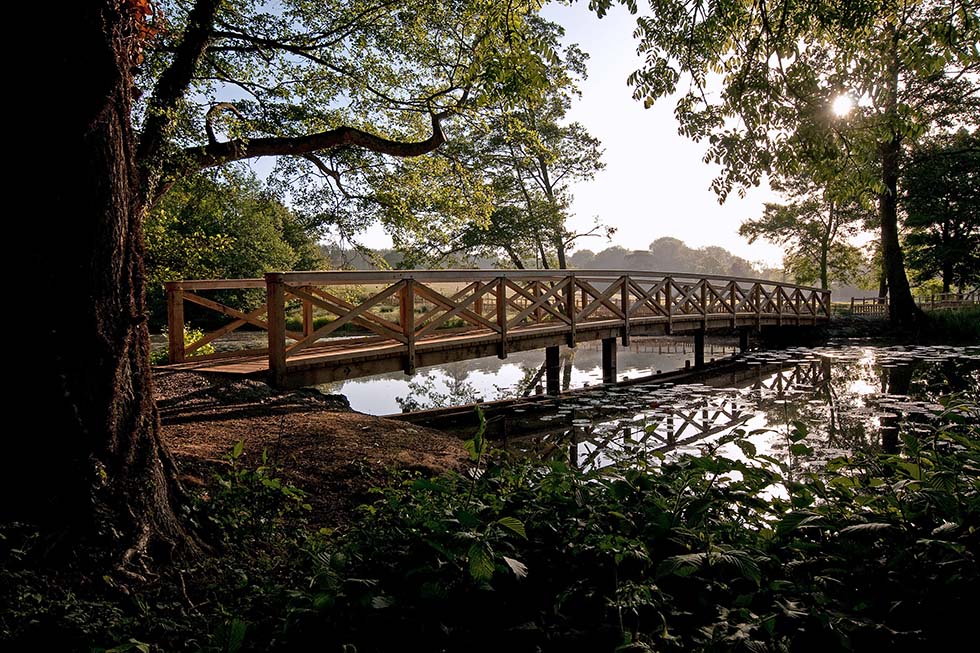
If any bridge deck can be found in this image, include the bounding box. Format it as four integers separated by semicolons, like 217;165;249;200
162;270;829;388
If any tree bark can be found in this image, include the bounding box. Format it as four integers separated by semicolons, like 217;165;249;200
878;35;920;323
20;2;200;565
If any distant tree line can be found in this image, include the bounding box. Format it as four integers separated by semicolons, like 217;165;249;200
568;237;780;280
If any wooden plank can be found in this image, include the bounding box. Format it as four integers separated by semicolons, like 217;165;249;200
413;282;501;336
576;278;625;321
627;278;668;317
286;281;406;353
403;280;416;373
185;303;268;355
302;286;405;337
166;286;185;363
171;269;827;294
169;279;266;290
496;278;508;359
505;277;570;326
266;274;287;387
620;275;630;346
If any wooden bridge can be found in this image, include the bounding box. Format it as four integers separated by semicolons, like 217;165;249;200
163;270;830;389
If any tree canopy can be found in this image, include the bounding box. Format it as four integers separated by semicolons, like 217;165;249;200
902;128;980;292
144;171;324;325
594;0;980;321
740;175;868;290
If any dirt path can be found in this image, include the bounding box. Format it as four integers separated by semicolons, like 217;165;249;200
155;370;468;526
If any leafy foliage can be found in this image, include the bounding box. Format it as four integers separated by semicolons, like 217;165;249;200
144;171;324;327
593;0;980;319
741;175;869;289
903;129;980;292
5;396;978;650
149;325;215;364
368;20;607;268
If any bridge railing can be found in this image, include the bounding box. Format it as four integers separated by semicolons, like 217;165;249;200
164;270;830;377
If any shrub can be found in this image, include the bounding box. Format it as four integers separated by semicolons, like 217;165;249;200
150;325;215;364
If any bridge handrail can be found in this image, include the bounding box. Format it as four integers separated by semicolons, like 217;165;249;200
167;269;827;294
164;270;831;380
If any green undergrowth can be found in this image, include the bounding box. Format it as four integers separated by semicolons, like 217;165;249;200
924;305;980;342
3;397;978;651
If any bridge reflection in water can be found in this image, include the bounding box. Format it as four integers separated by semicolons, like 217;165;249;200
509;359;829;470
163;269;830;389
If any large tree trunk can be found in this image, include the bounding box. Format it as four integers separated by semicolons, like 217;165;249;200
879;135;919;323
878;37;920;324
21;2;199;566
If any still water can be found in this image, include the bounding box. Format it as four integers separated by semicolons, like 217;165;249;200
375;342;978;471
500;343;980;470
321;337;739;414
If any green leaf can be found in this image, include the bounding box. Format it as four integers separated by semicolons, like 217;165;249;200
839;522;895;535
736;439;757;458
225;619;247;653
656;553;706;578
497;516;527;539
790;443;813;456
468;543;495;582
232;439;245;460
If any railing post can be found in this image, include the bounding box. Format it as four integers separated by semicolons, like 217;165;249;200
776;286;783;325
473;281;484;316
700;280;708;328
729;281;737;327
400;279;416;374
753;283;761;328
533;281;543;323
620;275;630;346
565;273;577;347
665;277;672;334
265;273;287;388
496;277;507;359
165;282;185;363
302;287;314;338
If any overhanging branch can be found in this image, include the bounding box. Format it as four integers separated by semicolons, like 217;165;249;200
172;110;450;175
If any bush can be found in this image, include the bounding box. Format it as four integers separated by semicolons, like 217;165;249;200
924;305;980;342
5;398;978;651
305;396;980;651
150;325;215;364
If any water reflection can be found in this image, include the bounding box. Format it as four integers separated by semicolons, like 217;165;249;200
324;338;738;414
505;344;979;470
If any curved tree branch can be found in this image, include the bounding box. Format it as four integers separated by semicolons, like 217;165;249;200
204;102;246;145
177;110;450;173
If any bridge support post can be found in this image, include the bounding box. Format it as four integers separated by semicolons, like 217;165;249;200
602;337;617;384
546;345;560;395
165;282;185;363
266;273;287;388
694;331;705;368
739;328;749;353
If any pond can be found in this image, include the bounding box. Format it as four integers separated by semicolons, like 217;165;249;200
318;336;739;414
392;342;979;471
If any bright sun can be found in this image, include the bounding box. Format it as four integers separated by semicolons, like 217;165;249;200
832;94;854;117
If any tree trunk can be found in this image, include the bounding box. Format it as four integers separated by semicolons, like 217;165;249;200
879;135;919;322
21;2;199;566
878;37;920;323
878;269;889;301
819;244;829;291
941;222;952;293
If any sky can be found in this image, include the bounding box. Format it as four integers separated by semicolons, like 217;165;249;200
350;2;788;267
538;2;785;266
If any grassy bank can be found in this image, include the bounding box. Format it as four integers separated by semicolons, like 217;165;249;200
3;396;978;651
